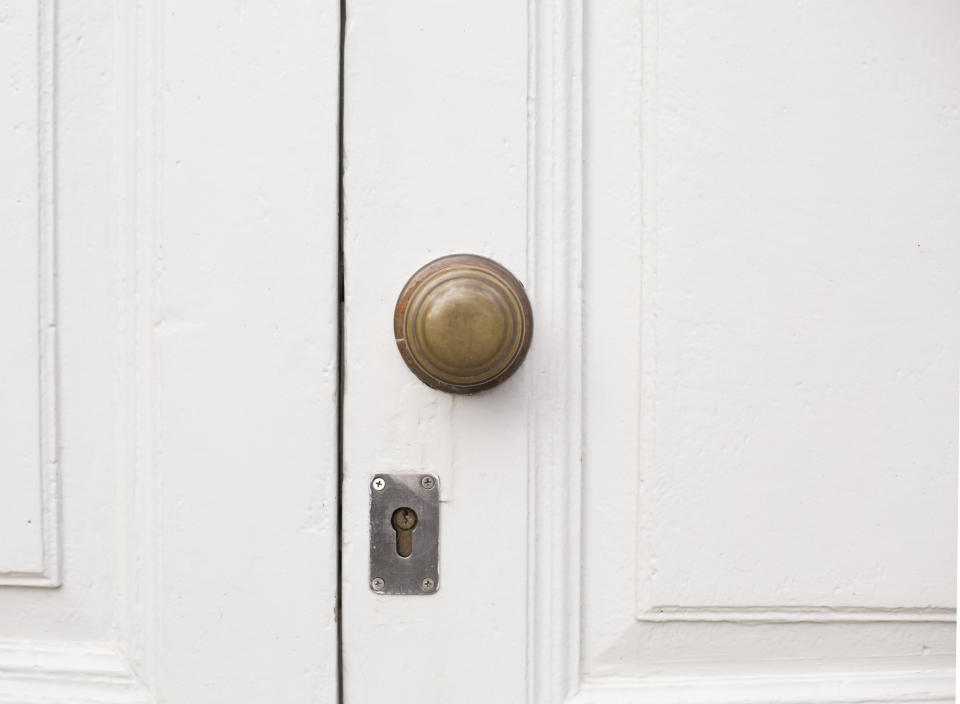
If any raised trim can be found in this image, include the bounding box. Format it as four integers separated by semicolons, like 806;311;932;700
639;605;957;624
114;0;161;688
0;641;153;704
526;0;585;702
536;1;957;702
568;671;955;704
0;0;61;590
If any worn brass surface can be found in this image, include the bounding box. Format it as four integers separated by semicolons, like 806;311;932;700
391;507;418;558
394;254;533;394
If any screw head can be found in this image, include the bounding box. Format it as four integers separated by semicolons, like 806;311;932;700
421;475;436;490
421;577;436;592
372;477;385;491
371;577;385;591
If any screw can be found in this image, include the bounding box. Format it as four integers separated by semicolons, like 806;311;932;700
371;577;385;591
421;577;435;592
421;476;436;490
372;477;385;491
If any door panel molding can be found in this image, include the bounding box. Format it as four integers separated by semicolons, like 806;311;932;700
569;671;955;704
637;605;957;624
537;0;957;702
0;641;152;704
526;0;585;701
0;0;60;589
114;0;161;683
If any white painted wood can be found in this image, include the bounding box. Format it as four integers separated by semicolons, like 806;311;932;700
0;0;130;647
570;671;956;704
114;2;341;700
341;0;533;701
0;0;950;701
631;0;959;617
342;0;583;701
578;0;959;696
345;0;958;702
0;641;152;704
0;0;59;587
527;2;584;702
0;2;341;702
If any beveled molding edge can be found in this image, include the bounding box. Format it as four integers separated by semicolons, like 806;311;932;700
525;0;585;700
567;669;956;704
638;605;957;624
0;0;61;590
0;641;153;704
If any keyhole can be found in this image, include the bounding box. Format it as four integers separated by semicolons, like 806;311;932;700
391;507;419;558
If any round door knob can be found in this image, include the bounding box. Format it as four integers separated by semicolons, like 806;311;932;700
394;254;533;394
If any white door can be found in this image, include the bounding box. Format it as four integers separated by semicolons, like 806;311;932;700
0;2;340;702
343;1;958;703
2;3;957;704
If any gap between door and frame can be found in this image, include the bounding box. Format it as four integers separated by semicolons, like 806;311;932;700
336;0;347;701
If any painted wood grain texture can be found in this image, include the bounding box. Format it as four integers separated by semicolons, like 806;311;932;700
146;2;341;701
348;0;958;700
633;0;960;615
0;0;58;586
581;0;958;693
0;0;131;649
342;0;531;702
0;2;342;702
0;0;953;702
343;0;587;702
0;641;152;704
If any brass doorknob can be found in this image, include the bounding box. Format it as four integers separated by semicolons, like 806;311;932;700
394;254;533;394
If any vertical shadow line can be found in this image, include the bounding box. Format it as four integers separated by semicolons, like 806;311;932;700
336;0;347;701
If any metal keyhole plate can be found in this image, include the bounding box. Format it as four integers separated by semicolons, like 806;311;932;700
370;474;439;595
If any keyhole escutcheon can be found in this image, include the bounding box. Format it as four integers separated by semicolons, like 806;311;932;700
391;507;419;558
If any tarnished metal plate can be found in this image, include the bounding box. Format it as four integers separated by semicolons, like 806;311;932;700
369;473;439;595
